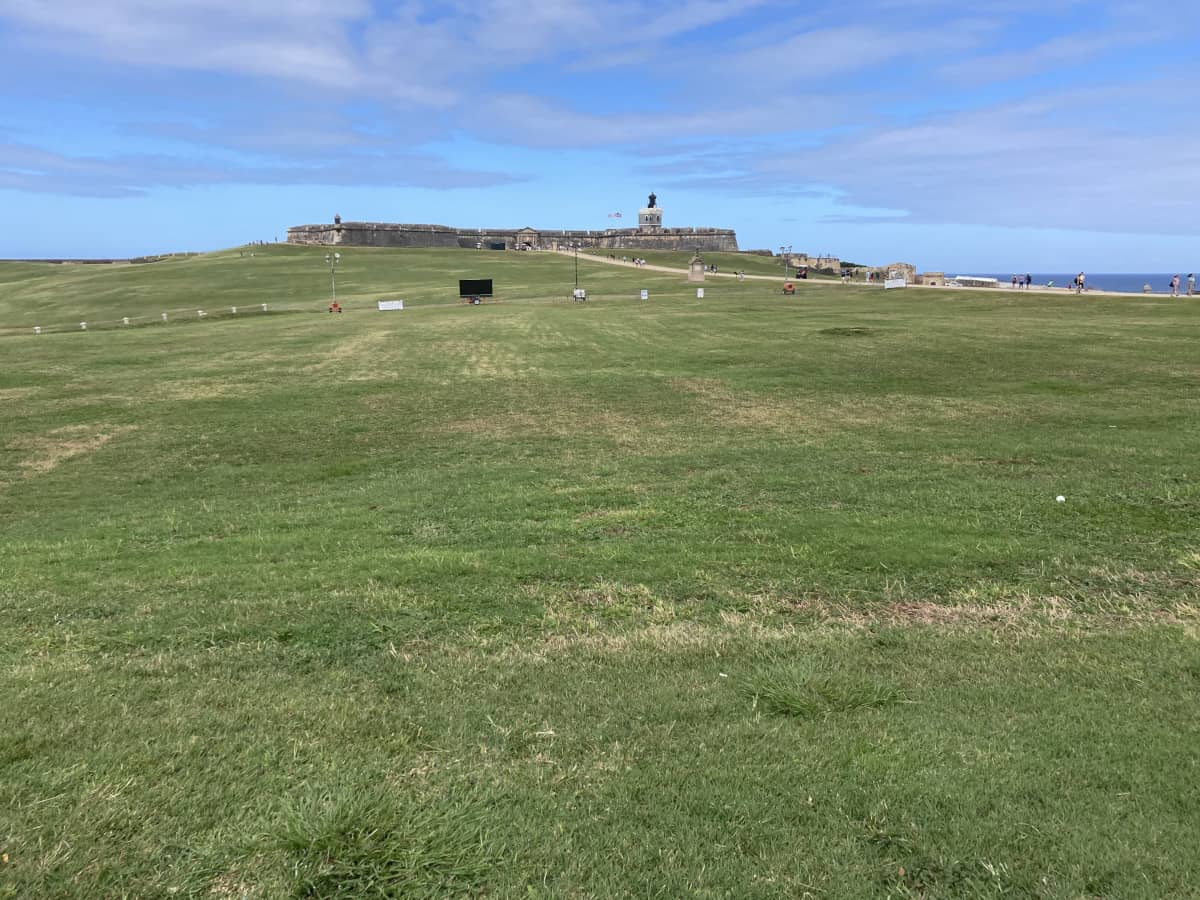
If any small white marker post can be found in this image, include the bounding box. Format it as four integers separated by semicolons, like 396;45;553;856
34;326;41;335
261;303;268;312
231;306;237;314
161;312;168;322
640;289;649;301
697;288;705;298
123;317;130;326
80;322;87;330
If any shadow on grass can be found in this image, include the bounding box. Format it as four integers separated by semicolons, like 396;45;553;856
816;326;875;336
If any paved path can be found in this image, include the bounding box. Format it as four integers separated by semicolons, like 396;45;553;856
551;248;797;284
552;249;1178;299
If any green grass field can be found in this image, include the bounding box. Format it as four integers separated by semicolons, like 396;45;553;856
2;245;1198;897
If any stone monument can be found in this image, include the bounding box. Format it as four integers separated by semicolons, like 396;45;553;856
688;249;705;283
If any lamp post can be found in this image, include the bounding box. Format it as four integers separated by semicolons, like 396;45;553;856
574;242;579;290
780;245;786;278
325;252;341;306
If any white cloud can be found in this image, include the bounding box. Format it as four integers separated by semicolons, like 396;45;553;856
0;139;522;197
0;0;772;99
2;0;1199;242
937;29;1160;84
661;76;1200;232
0;0;365;87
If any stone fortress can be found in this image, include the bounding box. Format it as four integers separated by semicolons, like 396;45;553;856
287;193;739;253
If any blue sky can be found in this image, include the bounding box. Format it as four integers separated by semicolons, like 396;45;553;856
2;0;1198;270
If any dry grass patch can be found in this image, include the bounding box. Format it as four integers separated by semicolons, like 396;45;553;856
206;870;264;898
562;579;657;609
9;424;136;478
305;330;398;381
147;381;250;402
672;378;1004;436
437;411;540;437
672;377;804;432
1089;561;1200;589
815;595;1198;629
486;618;802;665
458;344;533;379
717;587;1200;632
436;407;672;453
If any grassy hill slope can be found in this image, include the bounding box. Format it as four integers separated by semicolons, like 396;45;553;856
1;248;1198;897
1;244;761;332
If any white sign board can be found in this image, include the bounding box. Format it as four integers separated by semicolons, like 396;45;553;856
696;288;705;298
884;278;907;290
377;300;405;310
639;289;649;300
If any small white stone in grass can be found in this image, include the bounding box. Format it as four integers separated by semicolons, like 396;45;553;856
718;673;728;678
1056;495;1066;503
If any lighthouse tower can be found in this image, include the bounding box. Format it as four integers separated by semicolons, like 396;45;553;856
638;192;662;232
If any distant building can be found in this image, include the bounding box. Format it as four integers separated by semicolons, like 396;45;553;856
791;253;842;271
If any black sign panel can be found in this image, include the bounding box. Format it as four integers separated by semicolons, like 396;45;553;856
458;279;494;297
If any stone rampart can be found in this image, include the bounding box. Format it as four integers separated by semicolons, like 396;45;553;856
588;227;738;252
288;222;738;253
287;222;461;248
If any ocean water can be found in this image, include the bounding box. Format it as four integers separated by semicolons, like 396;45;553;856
978;273;1196;294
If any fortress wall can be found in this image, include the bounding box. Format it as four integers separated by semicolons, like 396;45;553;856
538;228;739;252
288;223;738;252
455;230;532;249
288;223;461;248
590;229;738;252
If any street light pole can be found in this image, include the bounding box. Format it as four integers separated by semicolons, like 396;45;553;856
574;243;579;290
325;252;341;305
780;245;786;278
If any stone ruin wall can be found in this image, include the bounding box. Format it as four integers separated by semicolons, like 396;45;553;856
792;254;842;270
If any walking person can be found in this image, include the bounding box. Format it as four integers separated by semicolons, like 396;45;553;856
1170;274;1180;297
1075;272;1085;294
1188;273;1195;296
